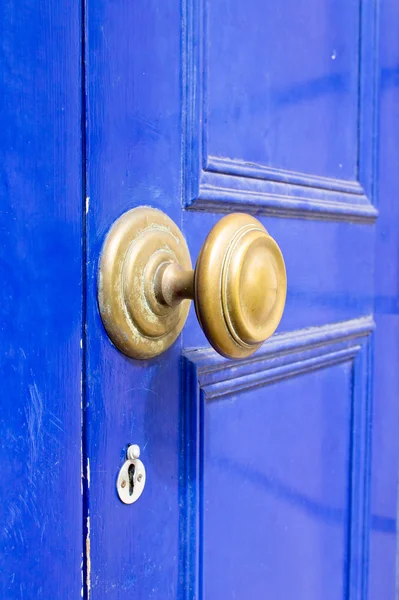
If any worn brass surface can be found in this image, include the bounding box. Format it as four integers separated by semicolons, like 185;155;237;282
98;207;191;359
195;213;286;358
98;208;286;359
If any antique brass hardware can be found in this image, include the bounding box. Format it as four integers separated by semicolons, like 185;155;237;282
98;207;286;359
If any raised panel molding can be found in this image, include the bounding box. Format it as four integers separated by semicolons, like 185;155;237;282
182;0;379;222
179;316;374;598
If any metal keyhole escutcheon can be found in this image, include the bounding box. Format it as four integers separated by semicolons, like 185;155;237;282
116;444;146;504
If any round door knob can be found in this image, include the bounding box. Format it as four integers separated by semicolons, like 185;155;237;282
98;207;286;360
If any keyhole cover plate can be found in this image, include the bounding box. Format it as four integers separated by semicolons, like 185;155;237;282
117;457;146;504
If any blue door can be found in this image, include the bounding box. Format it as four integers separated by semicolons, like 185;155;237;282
1;0;399;598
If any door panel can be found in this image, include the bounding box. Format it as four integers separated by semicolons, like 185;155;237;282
202;0;359;178
182;318;372;599
183;0;378;220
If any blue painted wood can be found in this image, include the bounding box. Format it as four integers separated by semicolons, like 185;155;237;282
182;0;379;222
2;0;396;597
182;318;374;599
84;2;185;597
0;1;83;597
368;0;399;597
83;1;392;600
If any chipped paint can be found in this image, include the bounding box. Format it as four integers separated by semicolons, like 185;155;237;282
81;554;84;597
86;514;91;599
85;196;90;214
80;370;84;495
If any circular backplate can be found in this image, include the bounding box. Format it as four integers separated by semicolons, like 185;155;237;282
194;213;287;359
98;207;192;359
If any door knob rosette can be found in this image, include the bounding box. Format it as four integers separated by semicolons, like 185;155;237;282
98;207;286;360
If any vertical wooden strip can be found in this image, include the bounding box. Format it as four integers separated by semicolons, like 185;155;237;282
0;0;83;596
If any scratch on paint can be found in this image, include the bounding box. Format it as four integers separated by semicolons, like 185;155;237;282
86;514;91;599
26;382;44;465
86;196;90;214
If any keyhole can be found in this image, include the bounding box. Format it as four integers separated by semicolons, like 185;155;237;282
128;463;135;496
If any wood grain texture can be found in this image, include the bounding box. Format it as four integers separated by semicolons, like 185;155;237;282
0;1;83;597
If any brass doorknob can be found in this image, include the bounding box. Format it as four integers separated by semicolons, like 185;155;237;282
98;207;286;360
